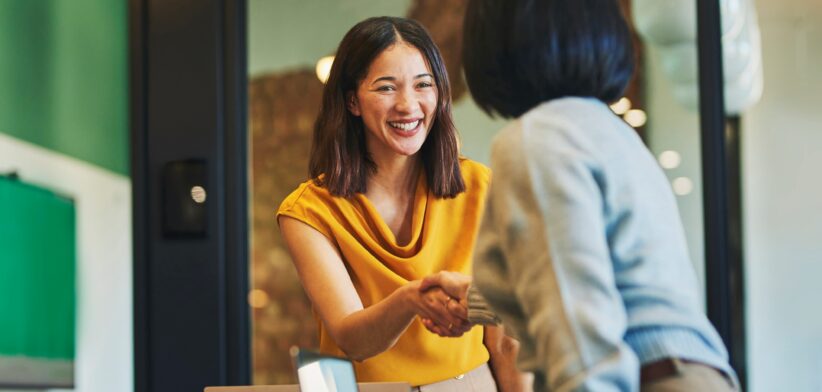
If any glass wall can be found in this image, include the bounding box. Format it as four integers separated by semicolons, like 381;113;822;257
631;0;709;309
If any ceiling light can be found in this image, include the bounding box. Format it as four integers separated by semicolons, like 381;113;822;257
624;109;647;128
658;150;682;169
672;177;693;196
610;97;631;115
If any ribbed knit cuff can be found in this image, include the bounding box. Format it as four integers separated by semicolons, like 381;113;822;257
625;326;739;388
466;285;501;325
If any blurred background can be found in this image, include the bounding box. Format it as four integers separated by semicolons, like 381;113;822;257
1;0;820;391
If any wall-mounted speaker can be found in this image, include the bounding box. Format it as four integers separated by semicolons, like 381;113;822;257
162;159;208;238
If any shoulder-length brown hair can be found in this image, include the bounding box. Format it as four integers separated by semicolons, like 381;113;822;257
309;16;464;198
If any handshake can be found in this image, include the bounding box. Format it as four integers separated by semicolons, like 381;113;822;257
413;271;499;338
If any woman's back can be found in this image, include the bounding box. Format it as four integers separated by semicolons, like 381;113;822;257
519;97;702;316
476;96;734;390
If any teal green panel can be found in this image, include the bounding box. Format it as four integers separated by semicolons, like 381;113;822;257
0;177;76;360
0;1;54;138
0;0;128;176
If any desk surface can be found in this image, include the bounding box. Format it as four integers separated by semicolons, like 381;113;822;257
204;382;410;392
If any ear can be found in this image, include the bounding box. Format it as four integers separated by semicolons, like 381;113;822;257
346;92;361;116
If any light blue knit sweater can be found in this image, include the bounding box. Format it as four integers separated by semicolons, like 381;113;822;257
472;97;737;391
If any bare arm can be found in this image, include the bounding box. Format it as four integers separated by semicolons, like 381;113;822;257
279;216;466;361
485;326;532;392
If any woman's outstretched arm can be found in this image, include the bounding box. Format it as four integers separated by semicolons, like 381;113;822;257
279;216;466;361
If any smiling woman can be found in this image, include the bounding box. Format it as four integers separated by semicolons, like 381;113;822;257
348;43;437;160
274;16;522;391
307;16;463;200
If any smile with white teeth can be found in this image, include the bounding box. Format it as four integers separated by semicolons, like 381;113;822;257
388;120;420;131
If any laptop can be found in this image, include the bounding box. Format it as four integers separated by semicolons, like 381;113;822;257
290;347;359;392
203;347;408;392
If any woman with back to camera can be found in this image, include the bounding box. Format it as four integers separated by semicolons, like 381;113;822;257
277;16;523;391
425;0;740;390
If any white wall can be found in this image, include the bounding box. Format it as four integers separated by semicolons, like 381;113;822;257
744;1;822;390
0;133;133;392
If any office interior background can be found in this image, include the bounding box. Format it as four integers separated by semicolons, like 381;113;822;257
0;0;820;391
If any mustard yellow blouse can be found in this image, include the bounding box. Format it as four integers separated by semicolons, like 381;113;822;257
277;158;491;386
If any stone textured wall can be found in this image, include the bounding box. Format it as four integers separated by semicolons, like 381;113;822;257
249;69;323;385
407;0;468;102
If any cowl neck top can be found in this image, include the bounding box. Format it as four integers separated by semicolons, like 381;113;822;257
277;158;491;386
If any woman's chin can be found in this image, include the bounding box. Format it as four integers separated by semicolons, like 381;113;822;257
386;140;425;157
392;146;423;157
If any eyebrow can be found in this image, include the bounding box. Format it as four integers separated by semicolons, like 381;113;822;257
371;73;434;85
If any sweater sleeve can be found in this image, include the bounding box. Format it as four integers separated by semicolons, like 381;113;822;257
466;285;502;325
473;126;639;392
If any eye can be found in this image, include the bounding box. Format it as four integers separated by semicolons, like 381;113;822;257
416;81;434;88
375;85;395;92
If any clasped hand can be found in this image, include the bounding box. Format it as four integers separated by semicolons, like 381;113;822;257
414;271;473;338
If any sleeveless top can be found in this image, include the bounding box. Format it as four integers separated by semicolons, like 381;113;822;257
277;158;491;386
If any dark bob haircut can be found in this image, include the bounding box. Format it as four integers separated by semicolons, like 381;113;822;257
463;0;636;118
309;16;465;198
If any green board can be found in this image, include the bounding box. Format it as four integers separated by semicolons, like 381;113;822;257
0;176;75;387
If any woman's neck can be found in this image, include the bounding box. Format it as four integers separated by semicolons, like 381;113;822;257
367;153;421;198
365;152;421;246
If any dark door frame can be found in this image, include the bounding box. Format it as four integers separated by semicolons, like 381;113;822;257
697;0;747;388
130;0;249;391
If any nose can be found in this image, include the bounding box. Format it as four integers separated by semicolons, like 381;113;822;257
394;87;418;114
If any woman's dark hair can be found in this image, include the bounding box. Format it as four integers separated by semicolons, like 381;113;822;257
463;0;636;118
309;16;465;198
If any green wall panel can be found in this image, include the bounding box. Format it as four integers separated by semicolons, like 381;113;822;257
0;177;75;360
0;0;128;176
